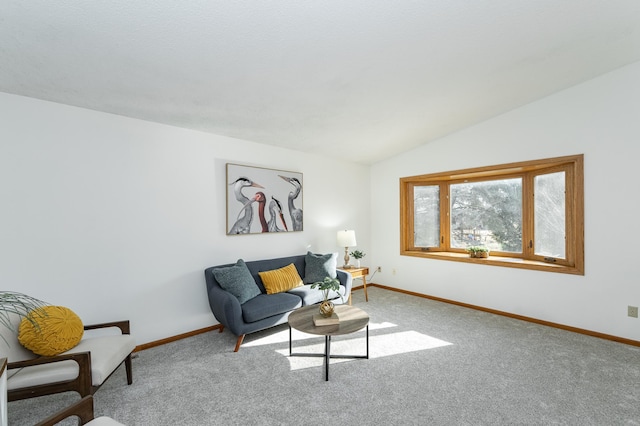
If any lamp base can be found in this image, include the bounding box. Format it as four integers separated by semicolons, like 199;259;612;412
342;247;353;270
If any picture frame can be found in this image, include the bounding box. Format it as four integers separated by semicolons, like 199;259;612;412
226;163;303;235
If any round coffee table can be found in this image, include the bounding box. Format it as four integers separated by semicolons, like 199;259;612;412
288;304;369;381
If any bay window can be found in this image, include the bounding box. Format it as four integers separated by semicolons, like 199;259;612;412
400;155;583;274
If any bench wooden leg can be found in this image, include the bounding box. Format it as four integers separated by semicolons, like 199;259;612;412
234;334;245;352
125;353;133;385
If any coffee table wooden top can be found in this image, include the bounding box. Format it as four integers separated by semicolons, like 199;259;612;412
288;304;369;336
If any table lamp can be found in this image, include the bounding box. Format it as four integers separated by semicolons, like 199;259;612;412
337;230;357;269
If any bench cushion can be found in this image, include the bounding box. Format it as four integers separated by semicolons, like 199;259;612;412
68;334;136;386
88;417;126;426
8;359;79;390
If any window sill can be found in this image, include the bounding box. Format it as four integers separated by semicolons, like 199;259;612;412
401;250;584;275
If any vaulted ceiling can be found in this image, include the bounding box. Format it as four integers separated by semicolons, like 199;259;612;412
2;1;639;164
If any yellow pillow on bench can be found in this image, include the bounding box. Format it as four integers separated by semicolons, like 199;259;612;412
259;263;304;294
18;305;84;356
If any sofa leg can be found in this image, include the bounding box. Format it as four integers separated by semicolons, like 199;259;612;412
219;325;224;333
234;334;245;352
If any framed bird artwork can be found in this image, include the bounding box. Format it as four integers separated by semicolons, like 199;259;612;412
226;163;303;235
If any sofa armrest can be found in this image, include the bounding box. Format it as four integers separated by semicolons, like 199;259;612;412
336;269;353;296
84;320;130;335
204;267;247;334
206;282;244;335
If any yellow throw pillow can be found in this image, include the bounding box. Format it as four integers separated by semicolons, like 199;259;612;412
259;263;304;294
18;305;84;357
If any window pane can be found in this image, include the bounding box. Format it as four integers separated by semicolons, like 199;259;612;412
534;172;566;258
450;178;522;252
414;185;440;247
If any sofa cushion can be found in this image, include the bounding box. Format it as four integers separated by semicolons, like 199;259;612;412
287;284;347;306
258;263;304;294
18;306;84;357
213;259;261;304
241;293;302;323
304;252;338;284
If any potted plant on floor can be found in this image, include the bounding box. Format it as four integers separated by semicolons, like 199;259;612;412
349;250;366;268
467;246;490;258
311;277;344;317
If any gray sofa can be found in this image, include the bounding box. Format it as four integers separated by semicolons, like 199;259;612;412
204;253;352;352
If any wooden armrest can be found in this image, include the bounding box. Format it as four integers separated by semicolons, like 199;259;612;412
34;395;95;426
8;351;91;370
84;320;130;334
8;351;93;401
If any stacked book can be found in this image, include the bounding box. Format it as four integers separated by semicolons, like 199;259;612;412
313;313;340;326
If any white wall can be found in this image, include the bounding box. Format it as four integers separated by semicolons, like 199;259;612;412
0;93;370;346
370;60;640;341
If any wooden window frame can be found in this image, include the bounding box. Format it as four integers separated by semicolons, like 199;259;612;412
400;154;584;275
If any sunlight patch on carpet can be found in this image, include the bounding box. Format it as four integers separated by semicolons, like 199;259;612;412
275;330;452;371
242;321;398;348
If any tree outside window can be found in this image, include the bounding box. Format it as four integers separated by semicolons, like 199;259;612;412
401;155;583;275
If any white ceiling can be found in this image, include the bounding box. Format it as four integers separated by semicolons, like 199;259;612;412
2;1;640;164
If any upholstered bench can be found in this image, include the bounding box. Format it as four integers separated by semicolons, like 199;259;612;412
2;311;135;402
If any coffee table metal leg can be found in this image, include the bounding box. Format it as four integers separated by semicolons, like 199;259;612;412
366;325;369;359
325;335;331;381
289;325;368;382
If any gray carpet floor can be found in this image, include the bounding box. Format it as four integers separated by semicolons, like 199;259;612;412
9;287;640;425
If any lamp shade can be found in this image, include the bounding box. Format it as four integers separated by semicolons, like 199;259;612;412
337;230;357;247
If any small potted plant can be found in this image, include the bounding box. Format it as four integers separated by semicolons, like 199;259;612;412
349;250;366;268
467;246;490;258
311;277;344;317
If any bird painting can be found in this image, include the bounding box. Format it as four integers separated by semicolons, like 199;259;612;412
226;164;302;235
268;196;288;232
242;191;269;233
243;194;290;233
228;177;264;234
279;175;303;231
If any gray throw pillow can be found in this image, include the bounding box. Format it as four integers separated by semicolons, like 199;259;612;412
213;259;261;304
304;251;338;284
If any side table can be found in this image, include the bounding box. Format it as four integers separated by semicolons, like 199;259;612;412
338;266;370;303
